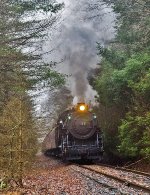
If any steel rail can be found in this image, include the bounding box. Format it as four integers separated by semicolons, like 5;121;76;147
70;166;123;195
76;164;150;194
97;163;150;177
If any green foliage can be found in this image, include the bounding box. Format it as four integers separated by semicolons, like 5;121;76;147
95;51;150;157
28;66;66;88
97;44;127;69
133;72;150;103
95;51;150;107
0;0;65;186
118;112;150;159
0;96;38;183
9;0;64;14
94;0;150;159
42;69;66;87
113;0;150;53
95;62;129;106
95;71;115;105
0;0;65;111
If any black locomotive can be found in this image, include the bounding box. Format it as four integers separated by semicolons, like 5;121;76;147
43;103;104;161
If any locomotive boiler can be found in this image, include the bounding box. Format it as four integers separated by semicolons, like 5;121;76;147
43;103;104;161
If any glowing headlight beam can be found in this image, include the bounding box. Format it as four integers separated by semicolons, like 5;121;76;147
79;105;85;111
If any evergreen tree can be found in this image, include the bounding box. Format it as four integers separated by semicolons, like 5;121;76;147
93;0;150;159
0;0;65;188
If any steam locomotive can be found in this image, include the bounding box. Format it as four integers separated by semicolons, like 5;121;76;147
43;103;104;161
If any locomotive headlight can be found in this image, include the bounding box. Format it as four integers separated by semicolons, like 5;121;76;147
79;105;85;111
93;115;97;119
68;116;71;120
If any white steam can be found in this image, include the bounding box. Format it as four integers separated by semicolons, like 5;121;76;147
43;0;116;104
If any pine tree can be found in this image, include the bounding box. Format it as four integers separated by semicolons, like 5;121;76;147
0;0;65;188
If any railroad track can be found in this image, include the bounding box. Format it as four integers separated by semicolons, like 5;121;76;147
71;163;150;194
97;163;150;177
41;155;150;193
71;166;123;194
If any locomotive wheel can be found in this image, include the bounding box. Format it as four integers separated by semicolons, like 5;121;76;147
62;148;67;162
94;156;103;163
62;152;67;162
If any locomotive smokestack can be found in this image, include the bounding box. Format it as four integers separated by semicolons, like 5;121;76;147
73;96;86;105
77;96;85;103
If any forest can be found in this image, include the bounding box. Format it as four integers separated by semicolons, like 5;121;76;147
0;0;65;187
94;0;150;161
0;0;149;190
